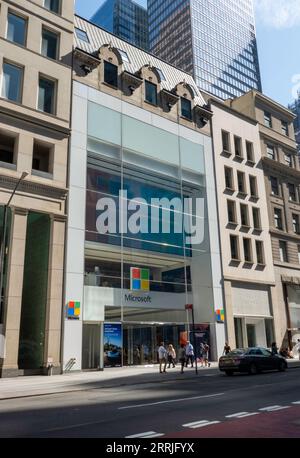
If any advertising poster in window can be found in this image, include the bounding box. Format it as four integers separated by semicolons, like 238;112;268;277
191;324;210;360
104;323;122;368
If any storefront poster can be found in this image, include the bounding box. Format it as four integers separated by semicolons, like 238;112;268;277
104;323;122;368
190;324;210;360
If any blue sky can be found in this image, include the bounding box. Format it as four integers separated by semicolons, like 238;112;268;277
75;0;300;107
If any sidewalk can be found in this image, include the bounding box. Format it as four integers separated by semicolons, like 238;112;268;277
0;360;299;401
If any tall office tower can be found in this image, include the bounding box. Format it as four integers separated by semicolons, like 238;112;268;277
148;0;262;100
289;93;300;155
91;0;149;50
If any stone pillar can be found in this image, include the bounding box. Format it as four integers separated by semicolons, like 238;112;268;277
223;280;236;348
43;215;66;374
0;208;28;377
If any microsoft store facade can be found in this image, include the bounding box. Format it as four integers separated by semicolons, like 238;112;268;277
63;42;225;370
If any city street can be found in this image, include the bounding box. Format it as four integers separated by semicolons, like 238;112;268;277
0;367;299;438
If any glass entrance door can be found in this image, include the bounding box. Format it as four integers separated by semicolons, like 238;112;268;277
82;324;101;370
247;324;256;348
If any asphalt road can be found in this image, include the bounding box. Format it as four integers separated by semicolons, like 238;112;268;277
0;368;300;438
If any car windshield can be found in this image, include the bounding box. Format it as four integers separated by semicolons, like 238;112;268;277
226;349;246;356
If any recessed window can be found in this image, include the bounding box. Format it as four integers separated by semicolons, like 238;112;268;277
292;214;300;234
253;207;261;230
2;62;23;103
288;183;296;202
243;238;253;263
227;200;237;224
249;175;258;198
225;166;234;190
156;67;166;81
256;241;265;265
234;136;243;158
44;0;61;14
270;176;279;196
7;12;27;46
230;235;240;261
240;204;250;227
281;121;289;136
284;153;292;167
145;80;157;105
274;208;283;230
42;28;59;60
246;141;254;163
104;61;118;88
181;98;192;120
32;140;53;175
279;241;288;263
264;111;272;128
237;171;246;194
298;245;300;264
75;27;89;43
267;145;275;160
38;76;56;114
117;49;130;63
222;130;230;153
0;131;16;164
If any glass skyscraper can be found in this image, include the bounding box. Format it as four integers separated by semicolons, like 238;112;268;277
148;0;262;99
91;0;149;50
289;93;300;155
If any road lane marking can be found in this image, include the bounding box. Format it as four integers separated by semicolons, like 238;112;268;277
118;392;224;410
259;405;290;412
183;420;221;429
292;401;300;405
126;431;163;438
226;412;248;418
235;413;260;418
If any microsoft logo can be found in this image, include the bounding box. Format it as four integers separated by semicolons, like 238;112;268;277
216;309;225;323
67;301;81;319
131;267;150;292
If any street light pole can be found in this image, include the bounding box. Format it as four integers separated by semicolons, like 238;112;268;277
0;172;28;323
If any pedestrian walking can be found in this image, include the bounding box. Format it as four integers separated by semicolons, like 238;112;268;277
295;339;300;361
167;344;176;368
178;344;186;374
223;342;231;356
271;342;278;356
203;342;211;367
199;342;205;367
158;342;167;373
185;341;194;368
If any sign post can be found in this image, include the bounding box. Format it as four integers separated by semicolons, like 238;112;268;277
185;304;198;375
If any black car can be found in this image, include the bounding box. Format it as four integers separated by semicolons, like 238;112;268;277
219;347;287;376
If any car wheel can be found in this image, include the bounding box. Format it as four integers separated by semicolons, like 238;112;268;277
278;361;287;372
248;363;258;375
225;370;234;376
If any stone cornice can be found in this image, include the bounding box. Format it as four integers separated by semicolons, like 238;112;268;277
0;175;68;201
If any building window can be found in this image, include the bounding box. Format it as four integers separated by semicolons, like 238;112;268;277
44;0;61;14
42;28;59;60
75;27;89;43
284;153;292;167
230;235;239;261
292;214;300;234
237;171;246;194
270;176;279;196
267;145;275;160
264;111;272;128
32;140;53;175
104;61;118;88
298;245;300;264
253;207;261;230
243;238;253;263
246;141;254;163
155;67;165;81
240;204;250;227
256;241;265;265
274;208;283;230
279;241;288;263
38;76;56;114
145;81;157;105
1;62;23;103
288;183;297;202
181;98;192;120
227;200;237;224
222;130;230;153
225;166;234;190
0;131;16;164
234;136;243;158
281;121;289;136
249;175;258;198
7;12;27;46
